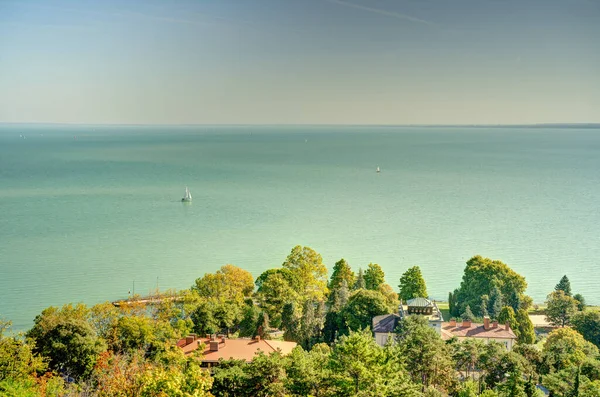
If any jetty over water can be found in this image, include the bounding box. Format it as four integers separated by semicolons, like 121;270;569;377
111;295;182;307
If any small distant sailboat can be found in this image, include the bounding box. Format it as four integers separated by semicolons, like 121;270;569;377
181;186;192;202
376;166;381;173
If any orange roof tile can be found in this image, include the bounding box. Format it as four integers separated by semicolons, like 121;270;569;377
441;322;517;340
178;336;297;363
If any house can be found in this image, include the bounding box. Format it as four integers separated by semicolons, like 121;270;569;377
177;334;297;367
440;317;517;351
373;297;444;346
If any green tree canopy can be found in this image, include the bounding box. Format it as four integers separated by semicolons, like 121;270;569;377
329;328;420;397
555;275;572;296
542;327;599;373
354;268;366;290
398;266;428;302
572;311;600;349
574;293;586;311
0;320;47;383
328;259;355;291
515;309;535;345
255;268;298;292
26;304;106;380
396;315;456;392
364;263;385;291
255;271;299;328
285;344;332;397
193;264;255;304
545;290;578;327
497;306;519;338
339;289;389;334
462;305;475;321
282;246;328;302
454;256;528;317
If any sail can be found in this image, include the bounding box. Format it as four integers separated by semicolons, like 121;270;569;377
183;186;192;201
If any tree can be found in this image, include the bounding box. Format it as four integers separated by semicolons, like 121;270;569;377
515;309;536;345
255;268;297;291
454;256;528;317
245;351;287;397
451;338;485;379
398;266;428;302
555;275;572;296
193;264;255;304
449;290;460;317
140;359;213;397
238;305;261;338
255;271;298;328
285;344;332;396
115;315;156;354
0;320;47;383
299;300;317;349
190;299;220;335
542;328;598;373
354;268;366;290
489;285;504;320
339;289;389;334
281;302;300;342
545;290;578;327
377;283;400;312
396;315;455;391
328;259;355;291
211;359;249;397
282;246;328;301
26;305;106;380
480;295;490;318
498;306;519;338
572;311;600;348
364;263;385;290
256;312;270;340
329;328;420;396
574;293;586;311
462;305;475;321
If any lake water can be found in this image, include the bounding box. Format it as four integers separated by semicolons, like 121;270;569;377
1;125;599;330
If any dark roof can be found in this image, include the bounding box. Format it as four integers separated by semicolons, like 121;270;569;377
372;314;401;333
407;297;433;307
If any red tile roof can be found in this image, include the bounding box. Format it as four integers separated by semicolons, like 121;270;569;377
441;322;517;340
178;336;297;363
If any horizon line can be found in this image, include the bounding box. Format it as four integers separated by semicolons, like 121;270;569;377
1;122;600;128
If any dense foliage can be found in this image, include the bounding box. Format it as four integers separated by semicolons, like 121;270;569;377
2;248;599;396
450;256;530;318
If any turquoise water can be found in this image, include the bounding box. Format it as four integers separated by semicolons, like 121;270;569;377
1;125;599;330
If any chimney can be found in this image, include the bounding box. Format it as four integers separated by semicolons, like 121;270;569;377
209;341;219;351
221;336;226;344
210;334;216;341
492;321;498;328
483;317;490;330
449;319;456;327
255;335;261;342
185;335;195;345
205;334;211;339
462;319;472;328
504;322;510;331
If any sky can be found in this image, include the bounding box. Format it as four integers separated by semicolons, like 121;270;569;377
0;0;598;125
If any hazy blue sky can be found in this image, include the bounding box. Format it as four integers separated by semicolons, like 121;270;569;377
0;0;598;124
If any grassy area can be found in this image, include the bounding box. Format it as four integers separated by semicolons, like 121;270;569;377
436;302;451;321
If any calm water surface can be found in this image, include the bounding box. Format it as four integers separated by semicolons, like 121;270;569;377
1;125;599;330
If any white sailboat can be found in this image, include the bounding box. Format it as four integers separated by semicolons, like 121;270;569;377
181;186;192;202
376;166;381;173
